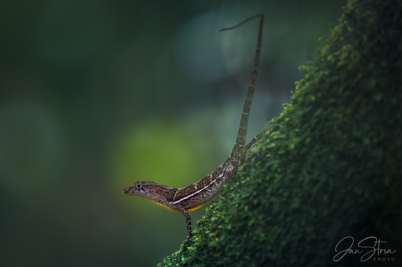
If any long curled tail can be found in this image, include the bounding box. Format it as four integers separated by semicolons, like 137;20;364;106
218;14;264;164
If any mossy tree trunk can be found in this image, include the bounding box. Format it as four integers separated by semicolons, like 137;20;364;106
158;0;402;266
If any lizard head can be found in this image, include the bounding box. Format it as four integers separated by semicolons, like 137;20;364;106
123;181;153;197
123;181;173;199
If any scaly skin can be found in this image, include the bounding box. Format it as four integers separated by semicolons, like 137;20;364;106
123;14;265;237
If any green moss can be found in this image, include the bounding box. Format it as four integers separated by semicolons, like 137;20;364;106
158;0;402;266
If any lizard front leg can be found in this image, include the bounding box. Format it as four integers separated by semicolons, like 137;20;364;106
180;207;193;238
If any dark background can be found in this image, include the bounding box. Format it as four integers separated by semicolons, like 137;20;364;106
0;0;346;266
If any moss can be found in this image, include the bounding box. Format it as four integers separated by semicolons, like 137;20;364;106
158;0;402;266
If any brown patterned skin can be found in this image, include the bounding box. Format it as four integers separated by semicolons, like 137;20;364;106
123;158;237;211
123;158;238;237
123;14;264;238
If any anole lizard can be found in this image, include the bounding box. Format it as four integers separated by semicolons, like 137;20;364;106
123;14;264;237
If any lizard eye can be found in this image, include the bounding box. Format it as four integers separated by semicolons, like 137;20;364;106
136;183;145;192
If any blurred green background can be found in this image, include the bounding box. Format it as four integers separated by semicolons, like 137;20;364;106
0;0;346;266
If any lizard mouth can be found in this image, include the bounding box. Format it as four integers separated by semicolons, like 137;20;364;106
122;187;131;194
